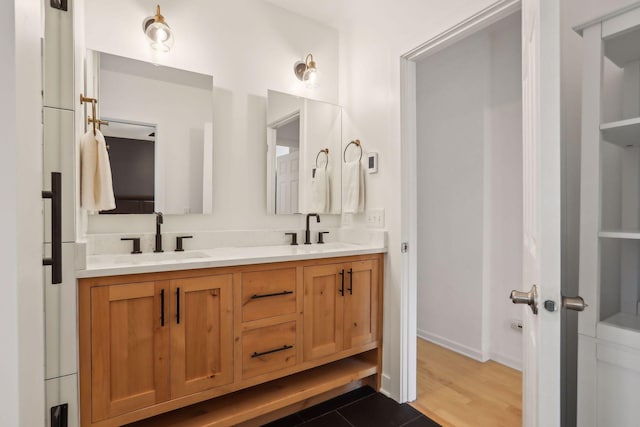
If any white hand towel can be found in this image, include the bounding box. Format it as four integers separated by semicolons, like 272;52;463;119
312;167;330;213
344;160;364;213
81;129;116;212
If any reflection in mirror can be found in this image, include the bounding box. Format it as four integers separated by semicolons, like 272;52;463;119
274;114;300;214
266;90;342;215
101;120;156;214
88;50;214;215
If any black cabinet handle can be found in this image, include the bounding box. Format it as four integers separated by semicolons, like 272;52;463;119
160;289;165;327
250;290;294;299
42;172;62;284
339;269;345;296
251;345;293;358
348;268;353;295
176;288;180;324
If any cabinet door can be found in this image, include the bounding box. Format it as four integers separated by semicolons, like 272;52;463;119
91;282;169;422
303;263;344;361
344;260;379;349
170;275;234;398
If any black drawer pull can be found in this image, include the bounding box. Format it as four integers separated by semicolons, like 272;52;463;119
339;269;345;296
251;345;294;358
250;290;294;300
347;268;353;295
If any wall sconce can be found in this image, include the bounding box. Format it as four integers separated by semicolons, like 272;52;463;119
294;54;319;88
142;5;174;52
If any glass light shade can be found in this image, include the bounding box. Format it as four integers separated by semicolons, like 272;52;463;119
302;67;319;89
145;21;174;52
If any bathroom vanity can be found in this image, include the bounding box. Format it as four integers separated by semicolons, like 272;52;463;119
77;246;384;426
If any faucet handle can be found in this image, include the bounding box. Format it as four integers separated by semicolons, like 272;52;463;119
121;237;142;254
317;231;329;244
285;232;298;246
175;235;193;252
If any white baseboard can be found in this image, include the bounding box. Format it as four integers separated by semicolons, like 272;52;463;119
417;329;487;362
489;352;522;371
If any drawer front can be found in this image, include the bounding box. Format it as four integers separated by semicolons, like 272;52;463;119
241;268;296;322
242;321;297;379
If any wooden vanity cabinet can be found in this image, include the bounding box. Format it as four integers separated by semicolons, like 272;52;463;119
170;275;234;398
303;259;379;361
89;281;170;421
79;254;383;427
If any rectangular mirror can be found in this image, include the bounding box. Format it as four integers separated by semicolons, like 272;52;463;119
86;50;214;215
266;90;342;215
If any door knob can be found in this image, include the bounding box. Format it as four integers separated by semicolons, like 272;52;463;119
510;284;538;315
562;296;588;312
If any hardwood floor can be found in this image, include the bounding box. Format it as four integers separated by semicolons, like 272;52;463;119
410;338;522;427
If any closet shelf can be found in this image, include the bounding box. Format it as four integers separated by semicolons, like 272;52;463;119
599;313;640;351
603;25;640;68
601;117;640;147
599;230;640;239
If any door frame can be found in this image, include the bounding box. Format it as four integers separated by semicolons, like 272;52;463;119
398;0;522;404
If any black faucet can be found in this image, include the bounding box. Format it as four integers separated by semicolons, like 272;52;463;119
154;212;163;253
305;213;320;245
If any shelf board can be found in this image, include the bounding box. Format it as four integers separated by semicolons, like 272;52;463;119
126;353;378;427
601;117;640;147
599;230;640;239
604;24;640;68
598;313;640;351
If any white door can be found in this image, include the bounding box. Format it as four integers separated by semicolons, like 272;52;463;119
276;151;299;214
515;1;562;426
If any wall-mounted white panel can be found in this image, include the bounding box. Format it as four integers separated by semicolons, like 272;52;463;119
44;0;74;110
44;242;77;380
43;107;76;243
45;374;78;427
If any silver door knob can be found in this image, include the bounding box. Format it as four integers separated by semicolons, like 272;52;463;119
562;296;588;312
510;284;538;315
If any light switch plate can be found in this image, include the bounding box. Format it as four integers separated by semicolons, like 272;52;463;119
366;208;385;228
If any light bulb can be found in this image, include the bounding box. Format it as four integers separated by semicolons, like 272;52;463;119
303;68;319;89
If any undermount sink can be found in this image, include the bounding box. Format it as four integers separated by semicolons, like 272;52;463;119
90;250;210;266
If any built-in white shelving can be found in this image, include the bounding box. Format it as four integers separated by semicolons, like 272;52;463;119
604;24;640;67
599;229;640;239
601;117;640;147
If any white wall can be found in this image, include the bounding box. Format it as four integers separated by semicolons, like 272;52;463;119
83;0;341;234
0;2;19;425
2;0;46;425
416;32;489;359
415;13;523;368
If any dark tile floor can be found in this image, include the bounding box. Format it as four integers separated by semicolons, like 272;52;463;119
263;386;440;427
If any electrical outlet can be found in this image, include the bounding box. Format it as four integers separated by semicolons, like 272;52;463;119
510;319;523;332
342;213;352;227
366;208;385;228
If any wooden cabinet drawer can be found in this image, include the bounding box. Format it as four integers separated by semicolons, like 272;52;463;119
241;268;296;322
242;321;297;379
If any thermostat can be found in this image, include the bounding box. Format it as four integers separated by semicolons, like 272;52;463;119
367;152;378;174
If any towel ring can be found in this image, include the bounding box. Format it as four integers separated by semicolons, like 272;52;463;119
316;148;329;169
343;139;363;163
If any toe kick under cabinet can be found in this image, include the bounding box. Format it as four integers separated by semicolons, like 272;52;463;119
78;253;383;427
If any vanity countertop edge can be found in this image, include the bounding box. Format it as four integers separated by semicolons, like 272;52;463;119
76;244;387;278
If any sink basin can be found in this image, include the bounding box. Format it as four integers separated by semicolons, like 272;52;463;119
90;250;210;266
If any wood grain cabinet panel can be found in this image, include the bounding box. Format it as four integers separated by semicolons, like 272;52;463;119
303;259;379;362
241;268;296;322
242;321;297;379
170;275;234;398
90;282;169;422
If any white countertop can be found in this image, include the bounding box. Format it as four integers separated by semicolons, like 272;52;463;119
76;242;386;278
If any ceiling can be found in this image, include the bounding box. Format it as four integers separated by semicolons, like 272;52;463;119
262;0;346;29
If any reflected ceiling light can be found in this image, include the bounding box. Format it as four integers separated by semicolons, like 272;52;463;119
142;5;174;52
294;54;319;88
